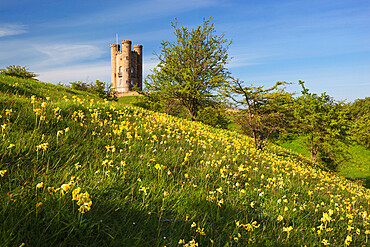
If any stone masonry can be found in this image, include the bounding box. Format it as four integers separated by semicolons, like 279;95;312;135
110;40;142;96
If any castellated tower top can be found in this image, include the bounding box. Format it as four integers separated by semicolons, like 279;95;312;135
110;39;143;97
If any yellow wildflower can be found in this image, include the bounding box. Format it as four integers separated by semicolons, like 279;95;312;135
7;144;15;149
72;187;81;201
277;215;283;222
321;239;330;245
344;235;352;246
61;183;71;193
283;226;293;233
0;170;7;177
36;182;43;189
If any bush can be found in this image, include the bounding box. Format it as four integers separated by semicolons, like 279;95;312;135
196;106;230;129
0;65;38;79
70;80;117;101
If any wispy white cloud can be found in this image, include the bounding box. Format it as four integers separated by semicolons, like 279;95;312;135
0;24;27;37
34;43;105;67
37;62;110;84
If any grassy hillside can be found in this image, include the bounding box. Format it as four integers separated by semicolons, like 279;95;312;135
278;136;370;188
0;75;369;246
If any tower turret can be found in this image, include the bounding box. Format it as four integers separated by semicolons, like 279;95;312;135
133;44;143;90
110;44;119;90
121;40;132;92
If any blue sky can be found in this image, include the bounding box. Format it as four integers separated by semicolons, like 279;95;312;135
1;0;369;101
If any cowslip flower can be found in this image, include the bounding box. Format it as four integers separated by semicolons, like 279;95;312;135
344;235;352;246
77;191;92;214
0;170;7;177
277;215;283;222
36;182;44;189
7;144;15;149
61;183;71;194
321;239;330;245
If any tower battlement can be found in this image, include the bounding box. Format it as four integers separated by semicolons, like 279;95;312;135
110;39;142;96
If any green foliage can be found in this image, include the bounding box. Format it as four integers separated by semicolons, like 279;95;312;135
346;97;370;148
293;81;350;169
222;79;295;150
132;91;171;113
70;80;117;101
145;17;232;120
0;65;38;79
196;106;230;129
352;114;370;148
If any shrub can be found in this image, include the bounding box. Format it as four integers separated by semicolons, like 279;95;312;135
0;65;38;79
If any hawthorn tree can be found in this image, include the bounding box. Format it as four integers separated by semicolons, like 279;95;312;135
145;17;232;120
293;81;350;167
223;79;294;150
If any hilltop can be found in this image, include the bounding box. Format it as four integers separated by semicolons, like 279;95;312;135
0;75;369;246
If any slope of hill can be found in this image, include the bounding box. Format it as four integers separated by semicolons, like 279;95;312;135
0;75;369;246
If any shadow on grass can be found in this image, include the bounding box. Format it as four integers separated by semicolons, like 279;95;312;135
346;176;370;189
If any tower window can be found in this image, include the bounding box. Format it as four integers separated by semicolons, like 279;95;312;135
131;67;134;73
120;79;123;86
119;66;122;73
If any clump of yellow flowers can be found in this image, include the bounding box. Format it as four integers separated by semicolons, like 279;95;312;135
72;187;92;214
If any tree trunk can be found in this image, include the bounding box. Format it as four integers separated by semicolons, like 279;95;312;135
310;144;319;163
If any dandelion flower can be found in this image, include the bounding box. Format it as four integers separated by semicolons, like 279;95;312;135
36;182;44;189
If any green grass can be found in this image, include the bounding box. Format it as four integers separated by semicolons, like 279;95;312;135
117;95;139;105
278;136;370;188
0;75;369;246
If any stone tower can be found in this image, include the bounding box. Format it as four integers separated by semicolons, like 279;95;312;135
110;40;143;96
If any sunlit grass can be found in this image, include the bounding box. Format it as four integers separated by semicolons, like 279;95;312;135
0;75;369;246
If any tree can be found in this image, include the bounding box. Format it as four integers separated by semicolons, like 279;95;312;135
145;17;232;120
345;97;370;148
223;79;294;150
0;65;38;79
293;81;349;167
